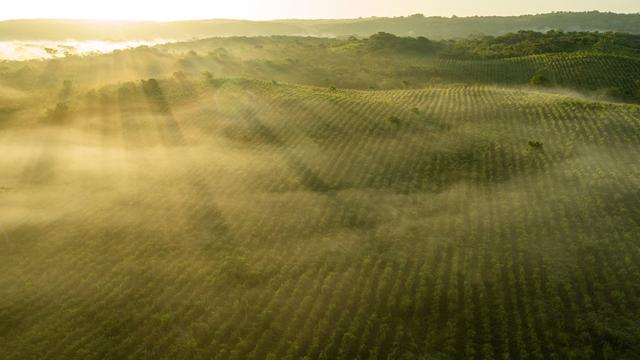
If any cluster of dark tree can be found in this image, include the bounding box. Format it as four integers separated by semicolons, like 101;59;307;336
361;31;640;60
365;32;440;54
444;31;640;59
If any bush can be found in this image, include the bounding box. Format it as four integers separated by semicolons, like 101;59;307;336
603;87;623;99
528;140;544;149
59;80;73;101
141;78;162;97
202;71;214;83
388;116;401;125
45;102;69;123
530;74;550;87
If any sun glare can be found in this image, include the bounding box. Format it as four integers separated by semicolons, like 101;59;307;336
1;0;640;21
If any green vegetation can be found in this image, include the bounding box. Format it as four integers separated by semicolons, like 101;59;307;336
3;31;640;101
1;28;640;360
441;31;640;59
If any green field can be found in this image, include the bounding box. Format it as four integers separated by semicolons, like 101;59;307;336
2;30;640;360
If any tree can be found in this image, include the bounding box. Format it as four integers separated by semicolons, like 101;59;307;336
528;141;544;149
202;71;214;83
59;80;73;101
141;78;162;97
46;102;69;123
603;87;622;99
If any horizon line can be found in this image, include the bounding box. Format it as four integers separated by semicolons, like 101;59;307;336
1;10;639;23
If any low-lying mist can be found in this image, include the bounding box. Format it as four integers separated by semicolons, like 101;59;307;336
0;40;171;60
1;44;639;358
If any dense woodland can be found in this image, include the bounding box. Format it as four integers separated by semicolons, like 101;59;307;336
1;23;640;360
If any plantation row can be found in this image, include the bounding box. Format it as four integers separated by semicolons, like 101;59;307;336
402;53;640;97
1;80;640;359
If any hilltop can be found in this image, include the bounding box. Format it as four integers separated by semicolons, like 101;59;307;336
1;11;640;41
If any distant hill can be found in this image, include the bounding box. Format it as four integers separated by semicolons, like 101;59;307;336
2;12;640;41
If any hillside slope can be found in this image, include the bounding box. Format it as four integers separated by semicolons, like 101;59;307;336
2;35;640;101
1;79;640;359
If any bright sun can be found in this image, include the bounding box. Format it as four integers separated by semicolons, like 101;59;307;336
2;0;640;21
4;0;272;21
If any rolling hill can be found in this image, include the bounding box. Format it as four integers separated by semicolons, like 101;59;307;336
2;28;640;359
1;76;640;359
2;32;640;101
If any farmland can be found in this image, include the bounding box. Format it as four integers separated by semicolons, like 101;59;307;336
1;30;640;359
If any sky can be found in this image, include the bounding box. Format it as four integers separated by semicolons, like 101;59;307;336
2;0;640;21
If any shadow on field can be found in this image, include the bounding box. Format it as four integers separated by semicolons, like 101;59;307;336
20;155;56;185
118;84;142;146
141;79;185;146
0;107;20;128
242;109;335;193
187;178;235;252
239;107;379;230
20;136;57;186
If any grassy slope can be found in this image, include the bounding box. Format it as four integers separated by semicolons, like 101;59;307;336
1;79;640;359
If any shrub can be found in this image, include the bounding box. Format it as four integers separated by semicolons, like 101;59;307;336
388;116;401;125
603;87;623;99
202;71;214;82
45;102;69;123
528;140;543;149
59;80;73;101
530;74;550;87
141;78;162;97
